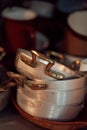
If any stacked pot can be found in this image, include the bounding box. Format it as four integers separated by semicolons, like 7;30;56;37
13;49;87;121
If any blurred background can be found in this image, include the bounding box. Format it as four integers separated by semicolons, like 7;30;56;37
0;0;87;66
0;0;87;53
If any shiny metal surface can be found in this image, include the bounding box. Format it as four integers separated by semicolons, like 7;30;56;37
71;60;81;70
7;71;86;90
79;59;87;72
15;49;77;80
64;54;83;69
20;50;65;80
7;71;87;106
45;51;83;71
19;83;86;106
17;88;83;121
70;58;87;72
7;72;48;90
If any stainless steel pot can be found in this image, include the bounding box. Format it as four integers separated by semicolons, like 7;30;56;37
7;71;86;106
18;83;86;106
7;71;86;90
7;72;85;120
15;49;78;80
17;87;84;121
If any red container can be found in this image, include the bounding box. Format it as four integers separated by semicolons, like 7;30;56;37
2;7;38;54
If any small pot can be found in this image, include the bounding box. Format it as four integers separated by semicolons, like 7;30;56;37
15;49;77;80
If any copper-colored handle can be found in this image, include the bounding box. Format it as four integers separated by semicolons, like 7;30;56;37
20;50;65;80
7;72;47;90
7;72;25;87
71;60;81;70
0;72;16;92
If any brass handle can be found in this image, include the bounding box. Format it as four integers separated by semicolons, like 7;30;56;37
71;60;81;70
0;72;16;92
20;50;65;80
7;72;47;90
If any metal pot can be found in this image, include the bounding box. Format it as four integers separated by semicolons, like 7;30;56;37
7;72;86;106
7;72;85;120
45;51;83;69
17;87;84;121
18;84;86;106
7;71;86;91
15;49;78;80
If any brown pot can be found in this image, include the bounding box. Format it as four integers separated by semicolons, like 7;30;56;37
59;10;87;57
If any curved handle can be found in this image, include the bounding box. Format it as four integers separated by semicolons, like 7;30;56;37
7;72;25;87
0;73;16;92
7;72;47;90
71;60;81;70
20;50;65;80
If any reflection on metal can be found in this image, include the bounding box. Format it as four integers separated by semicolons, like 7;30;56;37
71;60;81;70
7;72;47;90
20;50;65;80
